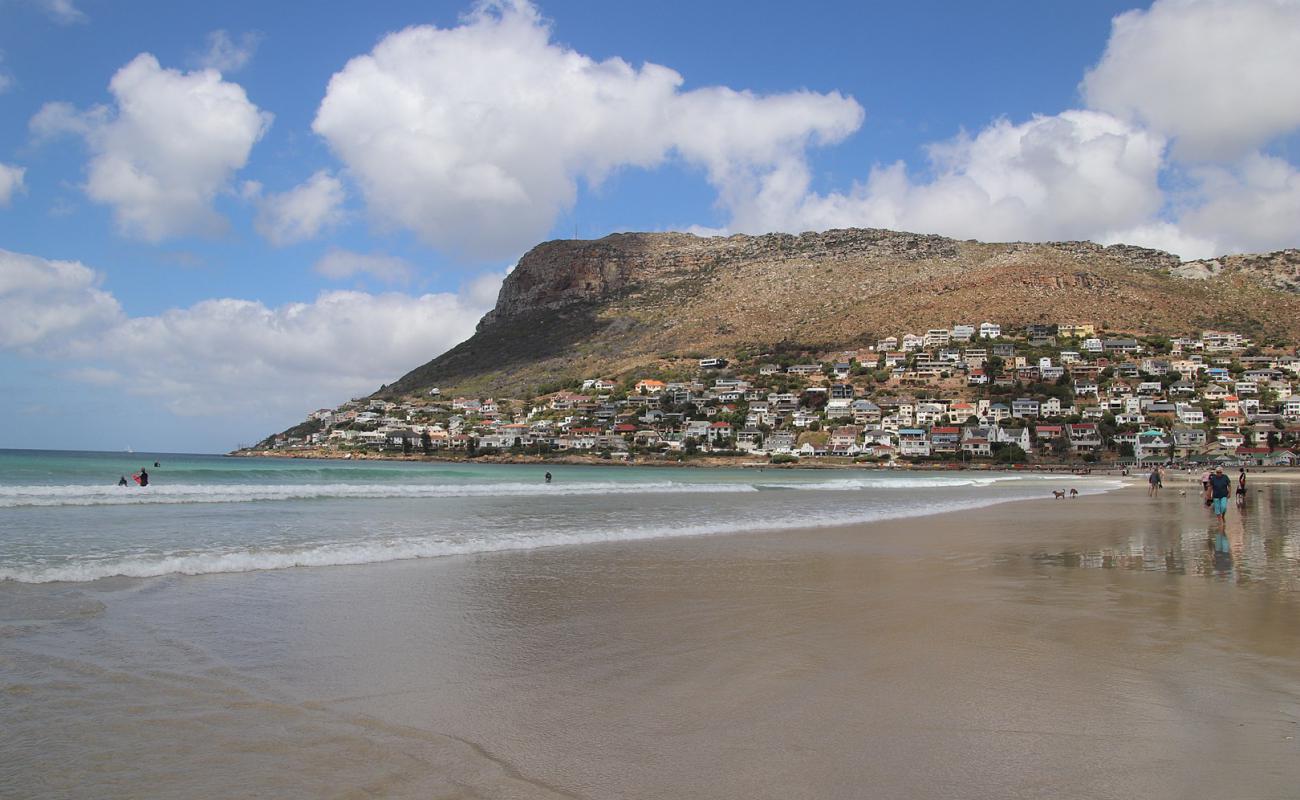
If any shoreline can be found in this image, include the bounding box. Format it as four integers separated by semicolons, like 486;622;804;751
226;446;1156;474
3;473;1136;586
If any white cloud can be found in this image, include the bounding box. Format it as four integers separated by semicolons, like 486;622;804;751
314;248;414;284
28;100;96;140
1082;0;1300;161
252;170;347;246
1098;222;1221;261
0;163;26;205
195;30;262;74
35;0;86;24
0;249;493;419
313;0;861;258
80;290;491;416
30;54;272;241
0;249;124;350
724;110;1168;245
464;270;505;307
1177;153;1300;254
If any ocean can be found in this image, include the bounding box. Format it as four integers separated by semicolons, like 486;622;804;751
0;449;1120;584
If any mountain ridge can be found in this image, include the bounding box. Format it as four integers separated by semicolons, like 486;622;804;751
379;228;1300;400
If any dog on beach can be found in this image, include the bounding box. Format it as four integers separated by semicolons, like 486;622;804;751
1069;488;1079;498
1052;490;1066;499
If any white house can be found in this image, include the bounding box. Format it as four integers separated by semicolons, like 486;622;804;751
898;429;932;457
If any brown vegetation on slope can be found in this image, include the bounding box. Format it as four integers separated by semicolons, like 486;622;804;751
383;229;1300;399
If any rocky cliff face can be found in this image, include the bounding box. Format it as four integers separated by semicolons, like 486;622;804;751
386;228;1300;398
479;229;1201;328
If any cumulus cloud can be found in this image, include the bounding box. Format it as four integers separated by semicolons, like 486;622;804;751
1177;154;1300;254
724;110;1168;245
682;0;1300;258
1098;222;1221;261
0;249;493;419
0;163;25;205
0;249;124;351
84;290;490;416
1082;0;1300;161
307;0;1300;260
251;170;347;245
194;30;262;74
314;248;414;284
30;54;272;241
313;0;861;258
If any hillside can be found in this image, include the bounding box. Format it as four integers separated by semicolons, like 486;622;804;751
379;228;1300;401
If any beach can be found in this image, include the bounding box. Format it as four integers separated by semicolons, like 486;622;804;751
3;467;1298;798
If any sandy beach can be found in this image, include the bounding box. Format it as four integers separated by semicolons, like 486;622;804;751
4;479;1298;799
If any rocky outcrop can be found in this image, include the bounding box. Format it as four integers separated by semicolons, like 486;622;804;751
1176;249;1300;292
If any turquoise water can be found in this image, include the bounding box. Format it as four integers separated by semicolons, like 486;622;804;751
0;449;1120;583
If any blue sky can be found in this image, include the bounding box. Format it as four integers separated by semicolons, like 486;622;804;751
3;0;1300;453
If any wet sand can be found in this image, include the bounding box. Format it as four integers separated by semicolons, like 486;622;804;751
4;482;1298;799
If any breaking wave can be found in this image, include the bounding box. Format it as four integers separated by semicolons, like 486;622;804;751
0;474;1060;508
0;480;759;507
0;483;1123;583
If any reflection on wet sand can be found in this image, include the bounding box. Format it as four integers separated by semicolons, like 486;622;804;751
1030;485;1299;591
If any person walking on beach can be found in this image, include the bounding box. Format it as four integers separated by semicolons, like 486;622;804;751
1236;468;1248;508
1148;465;1163;497
1208;467;1232;527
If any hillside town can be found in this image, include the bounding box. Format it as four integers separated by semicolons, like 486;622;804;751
255;323;1300;468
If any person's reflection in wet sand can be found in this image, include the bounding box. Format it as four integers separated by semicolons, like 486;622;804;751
1209;504;1247;577
1211;530;1233;575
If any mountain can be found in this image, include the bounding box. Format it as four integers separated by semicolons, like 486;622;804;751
378;228;1300;400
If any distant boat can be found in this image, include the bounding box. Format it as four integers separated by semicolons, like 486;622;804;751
125;446;134;454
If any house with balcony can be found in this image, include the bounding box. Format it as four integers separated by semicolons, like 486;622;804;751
1011;398;1040;418
898;428;932;457
1066;423;1103;452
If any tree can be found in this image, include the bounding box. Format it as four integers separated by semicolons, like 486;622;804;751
401;436;412;455
1118;442;1135;458
992;443;1027;464
421;430;432;455
985;355;1005;379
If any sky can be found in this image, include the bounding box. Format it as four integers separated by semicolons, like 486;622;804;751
2;0;1300;453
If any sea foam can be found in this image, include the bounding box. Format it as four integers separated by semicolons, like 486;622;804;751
0;482;1122;583
0;474;1049;507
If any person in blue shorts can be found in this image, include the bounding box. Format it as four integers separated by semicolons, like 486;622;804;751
1207;466;1232;527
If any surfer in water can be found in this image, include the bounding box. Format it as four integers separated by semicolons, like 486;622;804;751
134;467;149;487
117;475;128;486
545;471;552;484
